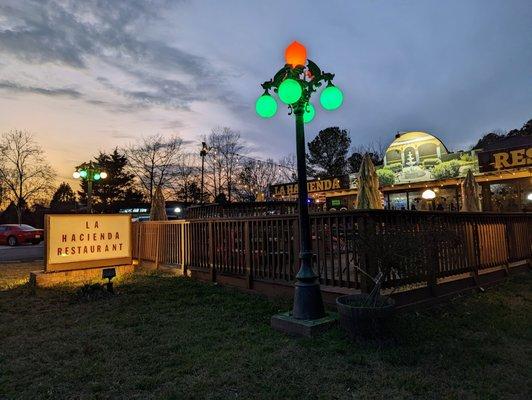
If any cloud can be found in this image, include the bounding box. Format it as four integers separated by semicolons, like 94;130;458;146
0;0;236;112
107;131;139;140
161;119;186;130
0;80;82;98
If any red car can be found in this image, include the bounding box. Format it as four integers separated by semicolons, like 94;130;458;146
0;224;44;246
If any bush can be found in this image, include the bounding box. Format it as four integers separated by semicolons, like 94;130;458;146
460;153;474;162
386;163;403;173
441;153;460;162
376;168;395;186
422;158;441;168
432;160;461;179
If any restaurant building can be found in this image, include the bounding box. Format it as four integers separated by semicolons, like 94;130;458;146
269;131;532;212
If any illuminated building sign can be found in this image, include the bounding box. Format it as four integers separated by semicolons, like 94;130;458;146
119;208;148;213
45;214;132;272
477;146;532;172
380;131;479;184
270;176;349;197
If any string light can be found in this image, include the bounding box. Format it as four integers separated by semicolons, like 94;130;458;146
178;150;295;173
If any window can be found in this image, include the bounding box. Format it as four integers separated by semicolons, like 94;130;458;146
386;193;408;210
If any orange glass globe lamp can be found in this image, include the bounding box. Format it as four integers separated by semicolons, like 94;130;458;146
285;41;307;68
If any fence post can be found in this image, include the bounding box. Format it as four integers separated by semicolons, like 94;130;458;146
358;212;377;294
208;221;216;282
136;222;142;264
426;220;439;296
471;221;481;287
244;220;252;289
503;219;513;275
155;224;161;270
180;222;187;276
291;218;299;279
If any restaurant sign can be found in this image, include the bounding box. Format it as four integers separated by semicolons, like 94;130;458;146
477;145;532;173
270;176;350;197
45;214;132;272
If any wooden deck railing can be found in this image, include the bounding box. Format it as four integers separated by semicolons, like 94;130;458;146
133;221;189;268
133;211;531;293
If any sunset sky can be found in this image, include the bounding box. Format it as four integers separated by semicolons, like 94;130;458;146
1;0;531;185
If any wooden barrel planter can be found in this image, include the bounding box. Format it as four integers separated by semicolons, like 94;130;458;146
336;294;395;339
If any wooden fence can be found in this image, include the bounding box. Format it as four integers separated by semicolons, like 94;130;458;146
132;211;531;303
133;221;189;267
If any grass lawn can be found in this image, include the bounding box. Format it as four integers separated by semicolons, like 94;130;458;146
0;263;531;400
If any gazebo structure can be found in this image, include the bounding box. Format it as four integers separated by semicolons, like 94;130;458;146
384;131;449;167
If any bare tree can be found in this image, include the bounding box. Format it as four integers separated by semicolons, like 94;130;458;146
125;134;183;203
170;153;202;203
203;127;245;202
348;140;386;173
278;153;298;182
237;158;281;201
0;130;55;223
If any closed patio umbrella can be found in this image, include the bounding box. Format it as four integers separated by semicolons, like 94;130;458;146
150;186;168;221
461;169;481;212
355;153;383;209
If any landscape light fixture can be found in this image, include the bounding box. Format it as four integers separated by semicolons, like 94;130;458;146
256;41;343;324
73;161;108;213
102;267;116;294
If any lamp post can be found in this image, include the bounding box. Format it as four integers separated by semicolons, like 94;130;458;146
200;141;210;204
422;188;436;210
73;161;107;213
256;41;343;322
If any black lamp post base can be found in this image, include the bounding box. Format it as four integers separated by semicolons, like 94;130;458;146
292;279;326;320
271;311;337;338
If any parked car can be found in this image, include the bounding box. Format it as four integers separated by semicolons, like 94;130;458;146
0;224;44;246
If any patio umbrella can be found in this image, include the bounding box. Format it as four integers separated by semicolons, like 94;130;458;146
150;186;168;221
354;153;383;209
460;169;481;212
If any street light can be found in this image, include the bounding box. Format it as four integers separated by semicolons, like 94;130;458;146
256;41;343;323
73;161;107;213
200;141;210;204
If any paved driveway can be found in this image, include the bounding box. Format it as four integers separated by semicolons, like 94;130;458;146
0;242;44;262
